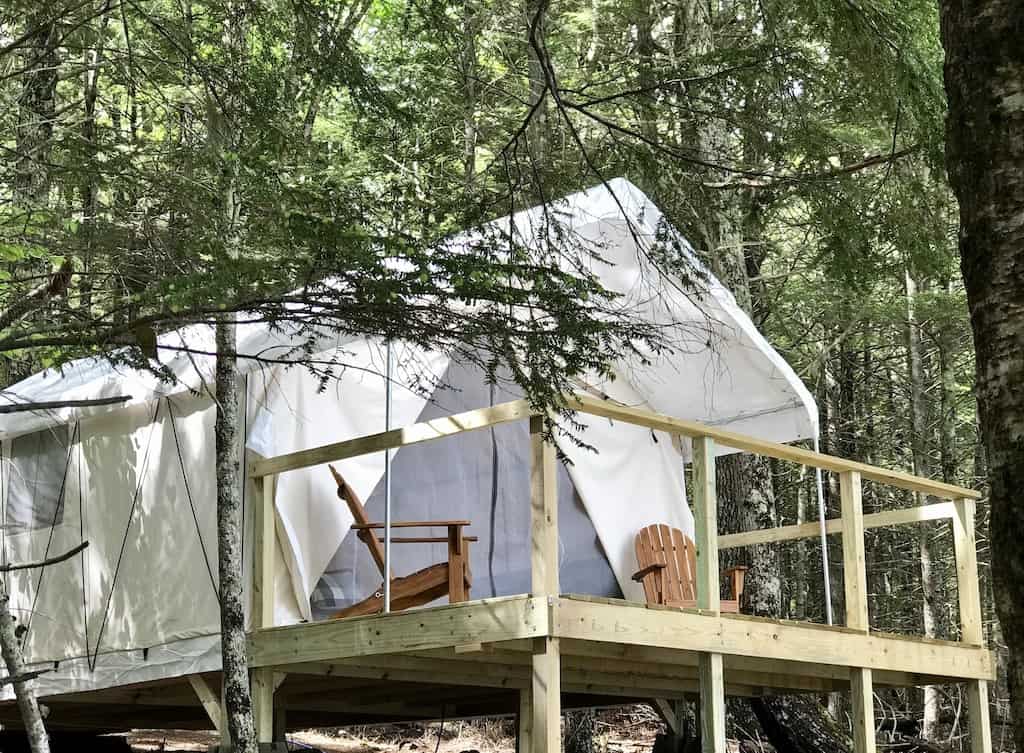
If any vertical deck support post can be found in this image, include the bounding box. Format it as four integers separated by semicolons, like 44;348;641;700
840;471;875;753
692;436;725;753
528;416;561;753
953;497;992;753
252;472;277;745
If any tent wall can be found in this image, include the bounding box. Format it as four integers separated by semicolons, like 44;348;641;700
313;358;622;618
0;178;821;700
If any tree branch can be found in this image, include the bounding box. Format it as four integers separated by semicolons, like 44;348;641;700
0;543;89;573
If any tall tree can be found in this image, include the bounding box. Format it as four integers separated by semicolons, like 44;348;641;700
939;0;1024;748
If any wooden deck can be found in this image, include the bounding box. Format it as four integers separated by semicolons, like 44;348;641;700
0;395;994;753
1;593;994;735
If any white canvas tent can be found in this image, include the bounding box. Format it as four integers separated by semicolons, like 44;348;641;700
0;178;817;700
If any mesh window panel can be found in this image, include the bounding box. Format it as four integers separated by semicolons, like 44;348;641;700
5;429;68;534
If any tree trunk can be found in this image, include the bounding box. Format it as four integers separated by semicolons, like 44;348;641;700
14;13;58;203
750;696;853;753
939;0;1023;748
215;317;257;753
212;3;256;749
904;270;940;739
524;0;547;168
461;0;479;191
0;584;49;753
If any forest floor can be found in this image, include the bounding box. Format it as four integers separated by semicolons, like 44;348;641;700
121;708;673;752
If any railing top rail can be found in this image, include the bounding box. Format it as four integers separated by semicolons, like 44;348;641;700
566;394;981;500
249;399;533;477
249;392;979;501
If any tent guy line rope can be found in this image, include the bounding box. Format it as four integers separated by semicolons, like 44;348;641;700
89;399;162;671
166;398;220;602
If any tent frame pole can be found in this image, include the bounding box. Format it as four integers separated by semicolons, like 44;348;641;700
383;341;394;614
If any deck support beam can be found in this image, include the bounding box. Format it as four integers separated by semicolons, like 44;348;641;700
692;436;725;753
953;497;992;753
187;675;222;734
517;686;533;753
252;473;277;744
528;418;561;752
840;471;876;753
850;667;876;753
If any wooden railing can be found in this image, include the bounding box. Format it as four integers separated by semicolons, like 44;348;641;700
245;395;983;643
247;393;983;644
247;394;989;752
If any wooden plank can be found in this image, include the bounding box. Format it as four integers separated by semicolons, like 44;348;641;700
531;637;561;753
850;667;876;753
518;686;532;753
553;598;994;680
251;400;533;477
249;595;547;667
967;680;993;753
718;501;958;550
699;652;726;753
840;471;868;631
651;699;681;736
285;656;529;689
692;436;719;614
186;675;222;733
252;667;275;743
530;417;559;597
553;636;961;688
448;525;466;603
253;473;276;629
952;498;984;645
566;394;980;500
252;472;277;743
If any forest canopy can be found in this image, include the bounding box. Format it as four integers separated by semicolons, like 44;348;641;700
2;0;1016;751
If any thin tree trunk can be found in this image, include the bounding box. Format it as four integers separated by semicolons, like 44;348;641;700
904;270;940;739
0;13;60;750
939;0;1023;748
524;0;547;168
461;0;478;191
212;2;256;749
215;317;256;753
0;583;49;753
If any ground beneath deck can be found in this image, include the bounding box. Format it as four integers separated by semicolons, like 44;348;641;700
121;709;666;753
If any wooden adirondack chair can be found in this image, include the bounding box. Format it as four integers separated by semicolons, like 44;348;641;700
632;524;747;612
328;465;475;619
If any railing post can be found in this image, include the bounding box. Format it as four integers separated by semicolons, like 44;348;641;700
528;416;560;753
840;471;868;631
840;471;875;753
953;497;992;753
692;436;725;753
252;472;277;744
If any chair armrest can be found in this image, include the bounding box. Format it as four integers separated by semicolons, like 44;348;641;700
352;520;471;530
632;563;667;582
723;565;749;602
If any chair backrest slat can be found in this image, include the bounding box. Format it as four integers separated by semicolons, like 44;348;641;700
657;524;684;603
635;524;697;605
671;527;697;601
330;464;388;578
635;525;664;603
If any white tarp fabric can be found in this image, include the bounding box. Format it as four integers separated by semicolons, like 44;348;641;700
0;178;817;697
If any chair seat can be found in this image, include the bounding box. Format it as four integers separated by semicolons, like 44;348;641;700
332;561;457;619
